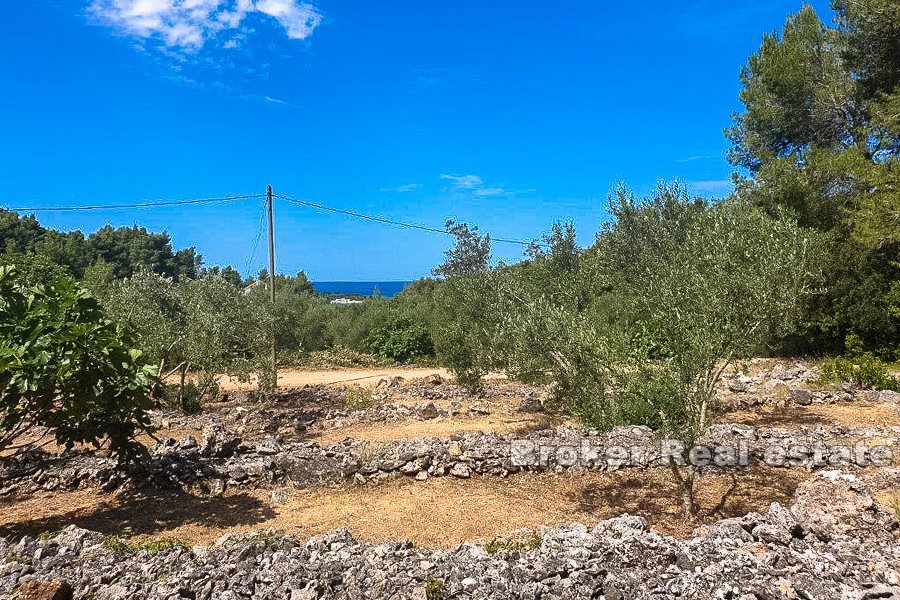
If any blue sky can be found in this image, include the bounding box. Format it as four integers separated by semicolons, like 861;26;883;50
0;0;833;280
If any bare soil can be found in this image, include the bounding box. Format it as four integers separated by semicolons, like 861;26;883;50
217;368;504;391
0;468;810;548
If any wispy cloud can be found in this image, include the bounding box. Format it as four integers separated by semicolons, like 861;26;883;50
690;179;734;196
262;95;292;106
234;93;297;108
675;154;720;163
440;174;484;190
439;173;523;198
473;187;506;198
380;183;423;193
89;0;322;51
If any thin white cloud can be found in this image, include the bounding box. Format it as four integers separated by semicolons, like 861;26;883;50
439;173;520;198
675;154;719;163
440;174;484;190
89;0;322;50
262;95;292;105
380;183;423;193
473;187;505;197
255;0;320;39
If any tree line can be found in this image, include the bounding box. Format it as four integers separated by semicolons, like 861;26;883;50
0;211;203;281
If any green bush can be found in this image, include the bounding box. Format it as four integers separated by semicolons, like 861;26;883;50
0;265;157;462
819;353;899;390
365;318;434;363
424;579;445;600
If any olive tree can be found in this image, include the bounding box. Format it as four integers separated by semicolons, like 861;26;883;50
98;272;269;410
503;183;824;514
97;269;185;386
178;275;269;403
432;220;504;390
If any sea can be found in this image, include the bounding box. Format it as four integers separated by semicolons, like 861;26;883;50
312;281;411;298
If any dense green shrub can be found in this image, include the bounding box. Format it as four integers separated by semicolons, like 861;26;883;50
245;272;332;353
819;353;899;391
326;297;395;351
365;317;434;362
0;266;157;461
284;346;392;369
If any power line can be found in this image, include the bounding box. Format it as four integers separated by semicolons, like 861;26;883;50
244;200;268;276
3;194;264;213
4;190;545;248
276;193;540;247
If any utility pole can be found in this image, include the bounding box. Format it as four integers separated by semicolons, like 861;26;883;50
266;185;277;389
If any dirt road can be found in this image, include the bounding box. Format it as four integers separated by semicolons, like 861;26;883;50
218;367;500;391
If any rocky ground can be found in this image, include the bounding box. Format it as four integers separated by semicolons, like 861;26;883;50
2;472;898;599
2;361;900;599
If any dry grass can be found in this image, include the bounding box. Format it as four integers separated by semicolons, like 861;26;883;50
0;468;808;549
876;490;900;520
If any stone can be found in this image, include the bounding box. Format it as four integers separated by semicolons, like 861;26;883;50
18;579;73;600
423;374;444;386
227;466;248;482
414;402;441;420
461;577;478;592
289;586;318;600
447;441;463;457
790;471;898;541
728;381;749;393
751;523;791;546
517;394;544;413
879;390;900;404
789;390;813;406
270;489;291;504
450;463;471;478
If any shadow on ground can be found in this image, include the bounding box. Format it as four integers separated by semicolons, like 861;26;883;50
719;409;835;428
569;468;804;526
0;487;275;540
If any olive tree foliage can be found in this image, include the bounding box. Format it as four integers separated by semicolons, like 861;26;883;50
0;266;156;462
431;220;502;390
244;272;331;355
92;271;268;410
93;269;185;377
582;185;823;435
180;275;270;398
512;184;823;513
439;183;823;513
